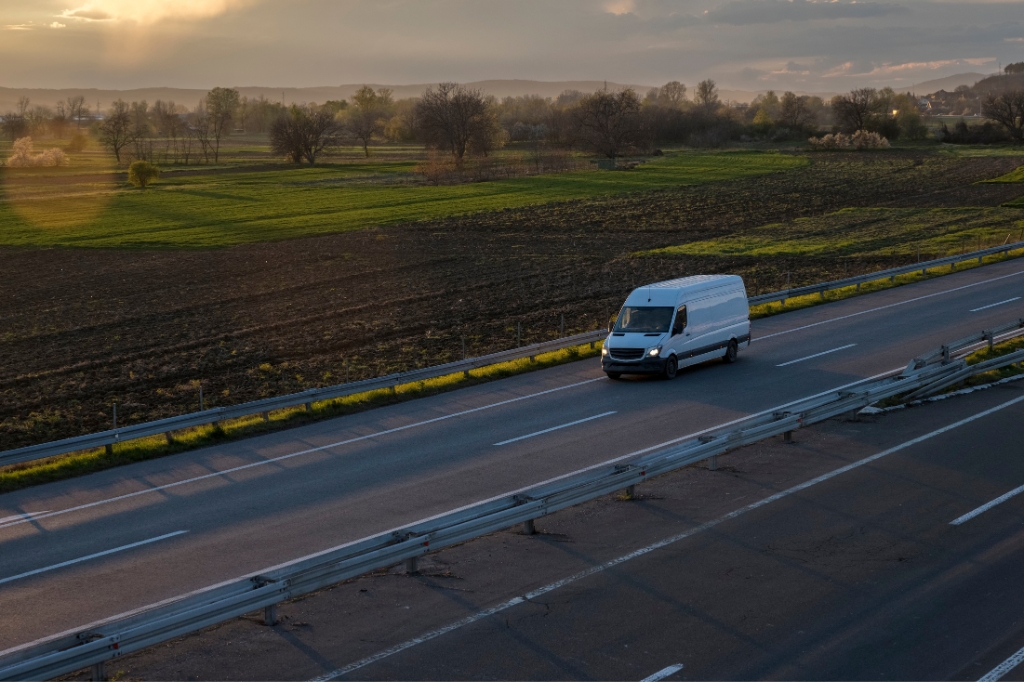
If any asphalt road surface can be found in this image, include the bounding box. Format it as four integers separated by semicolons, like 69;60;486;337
59;364;1024;681
2;259;1024;654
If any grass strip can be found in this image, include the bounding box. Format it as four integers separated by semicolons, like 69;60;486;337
748;246;1024;320
0;342;602;493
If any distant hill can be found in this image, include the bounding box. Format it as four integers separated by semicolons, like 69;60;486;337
971;73;1024;94
897;72;986;95
0;80;653;113
0;79;850;113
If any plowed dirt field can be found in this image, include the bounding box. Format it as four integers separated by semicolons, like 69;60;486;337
3;151;1023;449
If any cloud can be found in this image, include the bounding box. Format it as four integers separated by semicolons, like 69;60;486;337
605;0;636;15
823;57;996;79
49;22;66;28
1006;37;1024;42
704;0;903;25
60;0;257;24
4;23;33;30
61;6;114;21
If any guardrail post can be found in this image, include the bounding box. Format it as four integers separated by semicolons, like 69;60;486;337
91;660;105;681
165;432;174;445
264;604;278;626
523;519;536;535
405;556;419;575
784;430;794;444
304;402;313;412
105;444;113;455
261;412;270;422
707;456;718;471
624;484;637;498
985;331;994;350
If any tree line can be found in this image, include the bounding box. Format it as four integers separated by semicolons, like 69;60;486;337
5;78;1021;167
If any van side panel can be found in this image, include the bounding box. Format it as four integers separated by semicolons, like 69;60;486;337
671;286;750;368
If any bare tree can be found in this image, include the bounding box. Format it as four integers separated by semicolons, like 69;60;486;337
415;82;494;162
51;101;71;138
779;91;816;129
346;86;394;157
270;105;342;165
694;80;719;112
16;96;30;117
831;88;881;133
982;90;1024;143
205;87;240;163
659;81;687;107
571;89;645;159
190;106;215;163
1;114;28;141
98;99;137;164
66;95;88;128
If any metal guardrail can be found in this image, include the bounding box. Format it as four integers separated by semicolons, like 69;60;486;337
748;241;1024;306
3;239;1023;469
4;327;1024;681
0;331;607;468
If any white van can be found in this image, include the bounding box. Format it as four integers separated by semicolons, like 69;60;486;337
601;275;751;379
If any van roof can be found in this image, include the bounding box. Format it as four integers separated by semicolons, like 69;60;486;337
624;275;743;306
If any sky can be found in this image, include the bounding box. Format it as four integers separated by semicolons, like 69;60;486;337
1;0;1023;93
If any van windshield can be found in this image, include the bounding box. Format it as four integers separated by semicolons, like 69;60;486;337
614;306;674;333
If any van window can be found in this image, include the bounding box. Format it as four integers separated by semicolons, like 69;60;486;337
614;307;674;333
672;306;687;336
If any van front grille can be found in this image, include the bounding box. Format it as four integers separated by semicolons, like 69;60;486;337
609;348;645;361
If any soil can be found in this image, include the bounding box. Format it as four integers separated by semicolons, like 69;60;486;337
3;151;1024;449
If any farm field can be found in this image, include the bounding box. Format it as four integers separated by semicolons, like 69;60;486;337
0;149;803;248
1;148;1023;451
639;207;1024;260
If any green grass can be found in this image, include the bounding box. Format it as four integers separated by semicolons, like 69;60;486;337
636;207;1024;260
984;165;1024;183
0;341;603;493
0;151;806;248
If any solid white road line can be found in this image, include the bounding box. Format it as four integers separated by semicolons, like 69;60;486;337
979;644;1024;682
971;297;1022;313
0;364;937;659
306;393;1024;682
0;367;908;661
777;344;857;367
0;377;605;532
950;483;1024;526
0;511;50;525
494;412;616;446
757;268;1024;341
641;664;685;682
0;531;187;586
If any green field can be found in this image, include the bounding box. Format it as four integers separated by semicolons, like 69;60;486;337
0;150;806;248
637;206;1024;260
988;165;1024;183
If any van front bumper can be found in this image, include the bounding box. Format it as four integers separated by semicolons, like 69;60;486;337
602;357;666;375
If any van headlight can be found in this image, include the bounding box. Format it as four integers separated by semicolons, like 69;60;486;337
601;347;609;356
648;347;661;357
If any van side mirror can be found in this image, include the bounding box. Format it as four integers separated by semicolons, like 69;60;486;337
607;320;614;332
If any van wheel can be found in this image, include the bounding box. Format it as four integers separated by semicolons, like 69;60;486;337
663;355;678;380
723;340;739;364
606;372;622;380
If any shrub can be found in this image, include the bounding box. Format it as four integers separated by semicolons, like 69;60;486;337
809;130;889;150
65;133;88;153
128;160;160;188
809;133;851;149
850;130;890;149
5;137;69;167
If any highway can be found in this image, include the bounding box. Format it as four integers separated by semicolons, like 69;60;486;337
312;373;1024;681
2;258;1024;655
